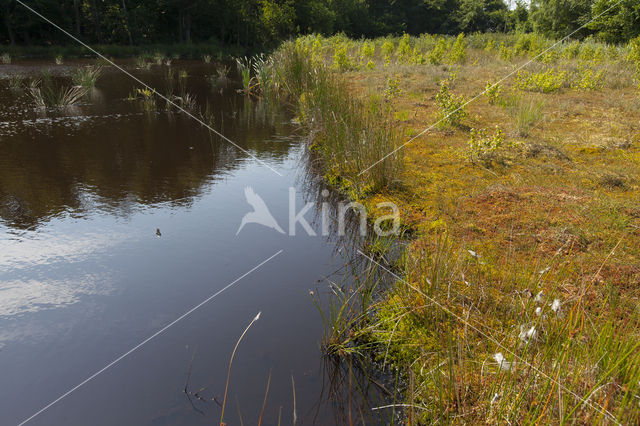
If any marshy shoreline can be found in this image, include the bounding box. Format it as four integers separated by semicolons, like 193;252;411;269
2;31;640;423
261;33;640;424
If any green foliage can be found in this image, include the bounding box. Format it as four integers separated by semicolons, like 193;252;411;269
332;42;355;71
530;0;592;40
381;40;395;66
360;40;375;62
435;79;467;128
515;68;566;93
1;0;639;51
485;81;502;104
0;53;10;64
71;65;103;87
562;41;581;59
236;56;255;94
411;46;427;65
267;40;403;191
629;36;640;70
311;35;324;64
499;42;513;61
448;33;467;63
397;33;412;63
571;65;606;90
260;0;296;41
384;74;401;99
428;38;447;65
468;126;511;163
589;0;640;44
514;32;547;56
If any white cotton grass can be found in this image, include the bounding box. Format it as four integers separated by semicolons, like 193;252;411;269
493;352;512;371
550;298;561;313
519;325;538;344
535;306;543;316
534;290;544;303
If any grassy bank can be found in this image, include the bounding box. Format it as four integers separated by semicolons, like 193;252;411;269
0;42;247;61
269;33;640;423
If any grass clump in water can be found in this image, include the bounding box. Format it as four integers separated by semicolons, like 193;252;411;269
8;74;24;90
29;84;88;107
71;65;103;87
267;39;403;193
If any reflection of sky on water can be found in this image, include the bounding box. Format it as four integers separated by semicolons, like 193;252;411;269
0;273;114;317
0;228;127;272
0;214;127;323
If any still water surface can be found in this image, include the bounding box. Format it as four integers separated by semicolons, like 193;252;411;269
0;61;385;425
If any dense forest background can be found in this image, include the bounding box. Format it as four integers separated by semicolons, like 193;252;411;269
1;0;639;48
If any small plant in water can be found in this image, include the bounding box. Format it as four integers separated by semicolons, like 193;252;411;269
171;92;197;112
29;83;88;108
55;55;63;65
252;54;272;97
203;54;212;64
153;52;166;65
134;56;152;70
216;64;231;80
0;53;10;64
8;74;23;90
71;65;102;87
236;56;257;95
135;87;157;111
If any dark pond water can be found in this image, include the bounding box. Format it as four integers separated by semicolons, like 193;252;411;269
0;61;388;425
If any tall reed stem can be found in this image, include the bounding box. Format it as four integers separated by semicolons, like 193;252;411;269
220;311;261;425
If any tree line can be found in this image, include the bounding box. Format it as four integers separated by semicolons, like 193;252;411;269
1;0;638;48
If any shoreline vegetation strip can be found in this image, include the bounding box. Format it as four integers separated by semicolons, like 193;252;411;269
265;33;640;424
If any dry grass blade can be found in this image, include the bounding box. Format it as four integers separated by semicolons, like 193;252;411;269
258;370;272;426
220;311;261;426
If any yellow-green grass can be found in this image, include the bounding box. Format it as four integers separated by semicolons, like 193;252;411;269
272;33;640;423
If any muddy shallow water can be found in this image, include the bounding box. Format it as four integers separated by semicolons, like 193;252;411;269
0;61;388;425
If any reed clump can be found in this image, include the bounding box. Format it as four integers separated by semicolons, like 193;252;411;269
28;73;88;107
267;39;403;194
71;65;103;87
